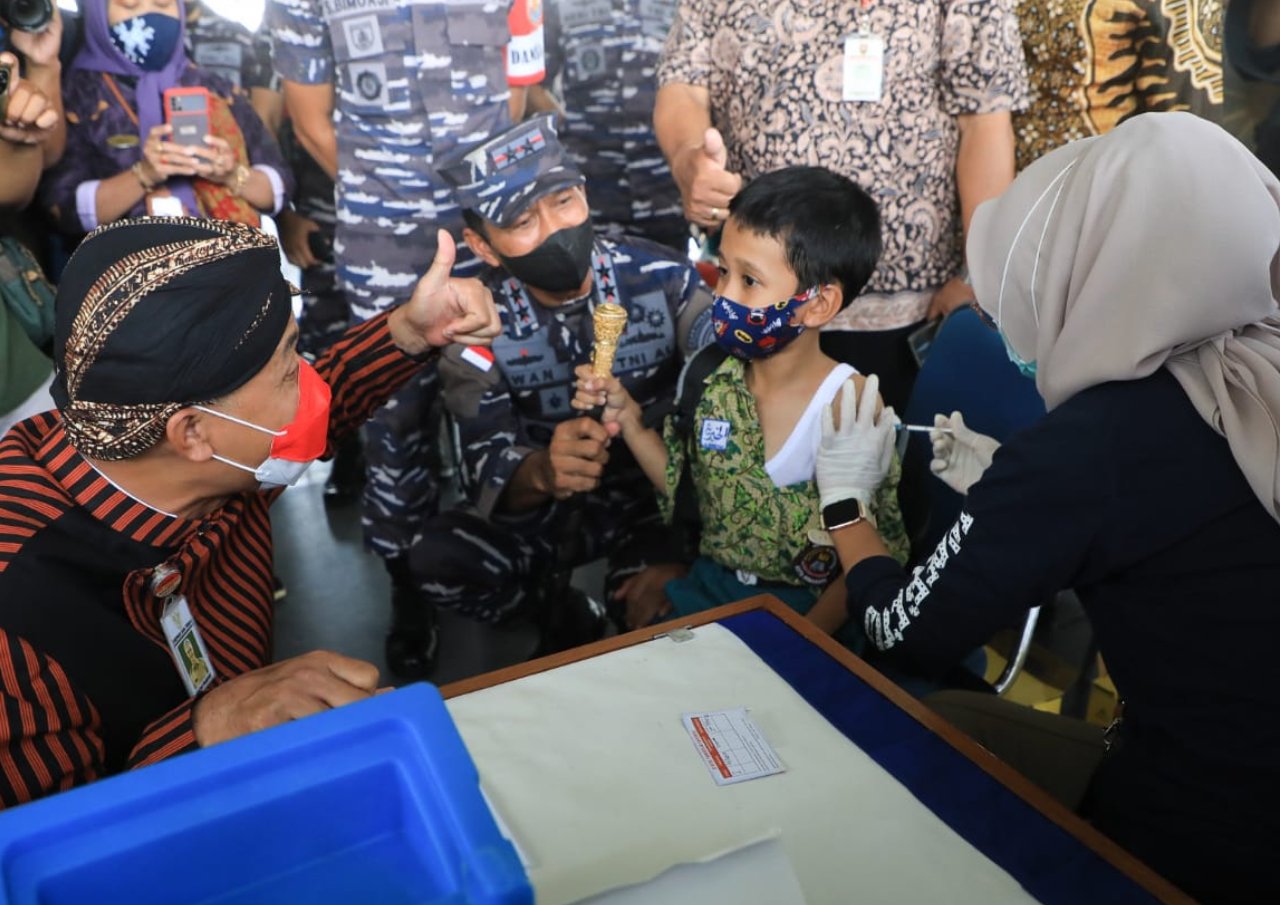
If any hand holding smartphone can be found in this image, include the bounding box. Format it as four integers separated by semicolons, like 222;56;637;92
163;86;211;147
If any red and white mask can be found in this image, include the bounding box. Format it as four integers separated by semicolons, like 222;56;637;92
196;360;332;490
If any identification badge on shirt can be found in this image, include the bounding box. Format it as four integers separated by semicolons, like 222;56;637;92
700;418;732;451
161;595;216;696
843;33;885;103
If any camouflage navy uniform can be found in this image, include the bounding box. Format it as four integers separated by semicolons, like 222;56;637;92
269;0;545;558
185;1;277;95
545;0;687;251
279;122;346;359
410;116;713;622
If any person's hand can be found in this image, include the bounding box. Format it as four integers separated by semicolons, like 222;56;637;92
8;6;62;69
816;374;896;509
141;123;200;183
278;209;321;269
0;58;59;145
192;650;383;747
671;127;743;230
391;230;502;353
572;364;640;437
925;275;977;321
535;416;611;500
929;410;999;495
189;134;239;184
613;563;686;630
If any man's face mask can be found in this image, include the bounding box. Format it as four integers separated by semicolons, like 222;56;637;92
196;360;332;490
711;285;818;361
111;12;182;71
497;219;595;293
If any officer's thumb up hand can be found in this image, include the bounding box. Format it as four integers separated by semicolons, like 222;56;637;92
702;128;728;169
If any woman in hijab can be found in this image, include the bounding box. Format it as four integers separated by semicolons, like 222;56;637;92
814;112;1280;905
41;0;290;235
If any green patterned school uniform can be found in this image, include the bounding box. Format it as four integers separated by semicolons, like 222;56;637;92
659;355;909;604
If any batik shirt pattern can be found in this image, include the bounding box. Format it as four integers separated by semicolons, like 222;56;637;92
658;0;1028;328
1014;0;1223;171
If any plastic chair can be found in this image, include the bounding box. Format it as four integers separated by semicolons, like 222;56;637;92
900;306;1047;694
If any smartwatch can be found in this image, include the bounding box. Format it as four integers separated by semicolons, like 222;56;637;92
822;497;871;532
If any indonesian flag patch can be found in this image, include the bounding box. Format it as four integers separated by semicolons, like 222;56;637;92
461;345;495;372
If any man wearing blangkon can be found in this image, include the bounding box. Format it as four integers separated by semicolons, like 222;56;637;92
0;216;499;808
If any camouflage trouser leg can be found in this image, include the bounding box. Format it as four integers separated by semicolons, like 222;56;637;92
407;490;684;624
408;508;548;623
361;365;441;558
296;262;349;360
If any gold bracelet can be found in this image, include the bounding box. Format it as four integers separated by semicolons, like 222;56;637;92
229;164;250;197
131;161;155;192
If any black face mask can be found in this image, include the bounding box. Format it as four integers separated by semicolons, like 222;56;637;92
497;219;595;293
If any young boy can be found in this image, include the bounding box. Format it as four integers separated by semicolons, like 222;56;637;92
574;166;909;636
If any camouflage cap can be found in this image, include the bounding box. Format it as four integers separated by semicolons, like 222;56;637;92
440;114;586;228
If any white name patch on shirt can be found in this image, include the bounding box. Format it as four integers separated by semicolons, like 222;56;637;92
700;418;732;451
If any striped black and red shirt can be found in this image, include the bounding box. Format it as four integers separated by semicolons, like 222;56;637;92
0;313;422;808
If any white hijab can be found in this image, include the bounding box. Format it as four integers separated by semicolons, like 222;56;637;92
968;112;1280;523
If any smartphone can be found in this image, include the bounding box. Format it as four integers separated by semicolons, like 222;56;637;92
907;318;942;369
163;86;211;147
0;61;12;123
307;229;334;262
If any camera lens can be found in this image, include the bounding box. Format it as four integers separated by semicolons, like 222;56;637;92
1;0;54;33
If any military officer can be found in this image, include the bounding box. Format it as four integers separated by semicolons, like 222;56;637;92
542;0;688;251
409;115;712;649
269;0;546;678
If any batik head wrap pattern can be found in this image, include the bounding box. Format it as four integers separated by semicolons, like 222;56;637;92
52;217;294;460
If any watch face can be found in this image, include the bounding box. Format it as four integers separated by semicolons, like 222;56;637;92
822;498;866;530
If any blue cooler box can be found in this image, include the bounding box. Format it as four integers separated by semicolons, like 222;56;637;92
0;684;531;905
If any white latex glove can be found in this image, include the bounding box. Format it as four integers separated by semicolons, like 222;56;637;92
817;374;897;508
929;411;1000;495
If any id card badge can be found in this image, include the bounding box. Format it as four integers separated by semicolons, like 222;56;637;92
161;595;216;696
843;33;885;102
146;193;187;218
700;418;732;451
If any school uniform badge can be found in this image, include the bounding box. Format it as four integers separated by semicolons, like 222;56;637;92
793;544;839;586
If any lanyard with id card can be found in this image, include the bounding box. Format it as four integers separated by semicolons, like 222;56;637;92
843;0;883;103
161;595;217;696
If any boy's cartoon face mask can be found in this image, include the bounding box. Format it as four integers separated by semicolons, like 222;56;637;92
711;286;818;361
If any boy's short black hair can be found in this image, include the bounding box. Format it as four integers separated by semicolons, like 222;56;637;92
727;167;881;308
